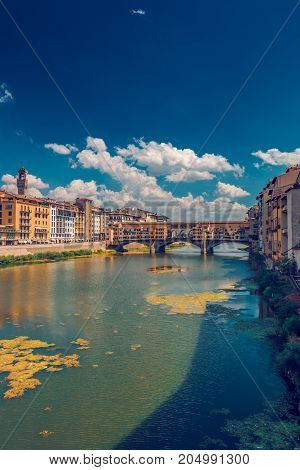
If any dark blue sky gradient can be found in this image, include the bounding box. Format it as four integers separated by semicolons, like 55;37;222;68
1;0;300;203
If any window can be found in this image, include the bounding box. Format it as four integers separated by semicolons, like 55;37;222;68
6;204;12;209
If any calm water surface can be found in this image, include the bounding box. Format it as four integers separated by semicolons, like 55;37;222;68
0;245;285;449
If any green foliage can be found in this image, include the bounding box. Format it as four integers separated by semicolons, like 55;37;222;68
255;269;282;294
224;412;300;449
277;343;300;376
0;249;94;268
276;301;298;323
283;316;300;338
275;256;297;275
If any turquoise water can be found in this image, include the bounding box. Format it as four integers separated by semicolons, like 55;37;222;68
0;245;285;449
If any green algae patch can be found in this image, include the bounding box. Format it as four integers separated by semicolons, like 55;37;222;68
0;336;80;399
147;292;228;314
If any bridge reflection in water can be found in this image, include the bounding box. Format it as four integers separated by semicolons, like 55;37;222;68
108;221;250;254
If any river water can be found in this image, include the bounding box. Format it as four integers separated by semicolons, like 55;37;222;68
0;245;285;449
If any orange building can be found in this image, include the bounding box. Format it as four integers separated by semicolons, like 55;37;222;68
0;191;50;244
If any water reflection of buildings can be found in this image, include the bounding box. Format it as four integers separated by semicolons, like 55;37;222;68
0;264;53;325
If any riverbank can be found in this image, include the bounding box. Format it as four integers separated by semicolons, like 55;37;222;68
0;248;117;269
229;254;300;444
252;257;300;409
0;241;106;257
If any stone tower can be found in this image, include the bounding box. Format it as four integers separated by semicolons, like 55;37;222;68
17;167;28;195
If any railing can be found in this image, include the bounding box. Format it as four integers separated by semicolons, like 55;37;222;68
289;274;300;292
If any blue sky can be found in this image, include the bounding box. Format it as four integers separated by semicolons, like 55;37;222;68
1;0;300;219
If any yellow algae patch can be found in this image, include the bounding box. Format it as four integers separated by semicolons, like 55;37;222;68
39;430;54;438
70;338;90;350
147;292;228;315
131;344;142;351
0;336;80;399
147;265;185;274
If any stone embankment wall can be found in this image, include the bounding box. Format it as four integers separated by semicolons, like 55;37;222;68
0;241;106;257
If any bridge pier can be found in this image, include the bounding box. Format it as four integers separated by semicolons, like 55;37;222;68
115;244;127;253
200;240;214;255
149;241;166;254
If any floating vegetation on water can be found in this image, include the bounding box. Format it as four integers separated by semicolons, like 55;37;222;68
235;278;258;292
39;430;54;438
206;304;241;316
234;318;277;339
147;292;228;314
218;281;247;292
131;344;142;351
147;265;186;274
224;406;300;449
70;338;90;350
0;336;80;399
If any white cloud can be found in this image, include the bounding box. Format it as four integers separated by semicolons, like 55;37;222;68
48;179;99;203
71;136;248;219
217;181;250;198
77;137;177;203
130;9;146;15
0;135;249;221
252;148;300;166
1;173;49;197
45;143;78;155
116;139;244;181
166;169;215;182
0;83;13;104
0;168;248;220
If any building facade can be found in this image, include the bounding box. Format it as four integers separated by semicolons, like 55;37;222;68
50;202;78;243
0;191;50;243
256;166;300;267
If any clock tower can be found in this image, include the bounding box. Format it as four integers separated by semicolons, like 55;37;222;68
17;167;28;195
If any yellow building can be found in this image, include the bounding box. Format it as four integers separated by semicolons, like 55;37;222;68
0;191;50;243
75;208;85;242
0;225;19;245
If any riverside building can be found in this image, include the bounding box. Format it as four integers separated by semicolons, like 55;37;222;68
256;166;300;268
49;201;78;243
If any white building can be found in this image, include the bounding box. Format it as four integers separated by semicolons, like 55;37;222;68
50;202;77;243
92;209;106;241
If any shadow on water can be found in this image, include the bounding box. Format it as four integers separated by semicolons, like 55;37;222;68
116;245;285;450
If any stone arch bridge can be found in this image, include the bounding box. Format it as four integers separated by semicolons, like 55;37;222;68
108;221;250;254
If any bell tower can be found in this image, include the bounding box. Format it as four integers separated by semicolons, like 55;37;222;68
17;167;28;195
